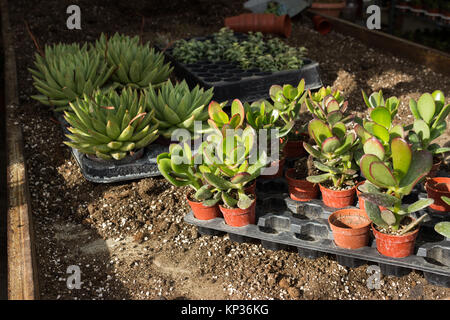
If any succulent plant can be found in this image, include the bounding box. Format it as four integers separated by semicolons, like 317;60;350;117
303;118;359;189
157;143;221;206
96;33;173;89
29;43;115;110
199;127;268;209
207;99;245;131
63;88;159;160
407;91;450;156
435;221;450;238
309;86;344;105
305;91;352;125
360;191;432;234
146;80;214;139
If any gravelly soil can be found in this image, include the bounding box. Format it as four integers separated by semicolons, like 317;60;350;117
6;0;450;300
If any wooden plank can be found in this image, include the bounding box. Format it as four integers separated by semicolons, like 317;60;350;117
306;9;450;76
1;0;39;299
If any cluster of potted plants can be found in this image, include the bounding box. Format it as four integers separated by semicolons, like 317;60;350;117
397;0;450;21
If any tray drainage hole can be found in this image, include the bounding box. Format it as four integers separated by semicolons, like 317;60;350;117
254;71;272;76
295;233;316;242
186;63;201;68
258;226;279;234
197;72;214;78
204;77;222;83
224;77;241;82
240;72;253;77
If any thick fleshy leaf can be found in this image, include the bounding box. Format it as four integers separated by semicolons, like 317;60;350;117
203;172;233;190
369;161;397;188
237;192;253;209
417;93;435;124
435;221;450;238
231;172;252;185
432;90;445;115
313;161;336;173
409;98;421;120
406;198;434;213
389;124;404;140
391;138;412;180
363;137;385;161
327;111;343;126
371;107;391;129
306;173;332;183
321;136;341;153
334;132;355;155
222;192;238;208
432;104;450;129
326;99;340;113
381;210;396;225
372;123;390;143
308;119;332;145
355;124;372;144
303;142;321;158
360;154;381;186
365;200;388;229
194;185;213;201
413;119;430;141
231;99;245;125
357;181;380;193
208;101;222;119
331;122;346;139
359;192;401;208
398;150;432;195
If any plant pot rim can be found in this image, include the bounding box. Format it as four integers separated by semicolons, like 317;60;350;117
371;221;420;238
319;183;356;193
425;177;450;194
219;198;256;211
311;2;346;9
186;194;218;208
329;209;371;231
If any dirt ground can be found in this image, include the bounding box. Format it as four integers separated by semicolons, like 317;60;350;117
6;0;450;300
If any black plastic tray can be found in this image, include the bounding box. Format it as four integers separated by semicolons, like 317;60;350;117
184;177;450;288
56;114;167;183
157;35;323;103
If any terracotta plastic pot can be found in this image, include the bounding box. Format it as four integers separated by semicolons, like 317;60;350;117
319;184;356;208
312;15;332;35
356;181;386;214
285;168;319;202
372;222;419;258
425;177;450;212
187;196;221;220
220;199;256;227
311;1;346;18
281;136;308;158
224;13;292;38
244;180;257;195
259;158;285;179
328;209;371;249
428;158;442;178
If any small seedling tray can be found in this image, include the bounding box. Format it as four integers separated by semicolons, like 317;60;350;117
56;114;167;183
184;178;450;288
157;34;323;103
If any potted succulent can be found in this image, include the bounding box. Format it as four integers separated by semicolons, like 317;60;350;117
63;88;159;162
311;0;347;18
328;208;371;249
200;126;268;227
268;80;307;159
407;91;450;177
157;143;222;220
359;138;434;258
425;177;450;212
285;156;319;202
303;104;359;208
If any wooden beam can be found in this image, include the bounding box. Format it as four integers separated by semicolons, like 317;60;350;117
306;9;450;76
1;0;39;299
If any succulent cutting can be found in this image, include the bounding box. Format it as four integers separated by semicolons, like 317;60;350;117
96;33;173;89
63;88;159;160
146;80;214;139
29;43;115;110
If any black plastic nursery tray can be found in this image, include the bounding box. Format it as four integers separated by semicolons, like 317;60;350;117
157;34;323;103
184;177;450;288
56;114;167;183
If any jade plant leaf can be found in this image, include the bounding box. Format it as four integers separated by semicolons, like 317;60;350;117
398;150;433;195
194;185;213;200
331;122;346;139
417;93;435;124
360;154;382;186
406;198;434;213
389;124;404;140
221;191;238;208
363;137;385;161
369;161;398;188
413;119;430;141
371;107;391;129
303;142;321;158
334;133;355;155
435;221;450;238
381;210;396;225
327;111;343;127
306;173;332;183
372;123;390;143
391;138;412;181
357;181;380;193
308;119;332;145
237;191;253;209
322;136;341;153
359;192;401;208
409;98;421;120
230;172;252;185
442;196;450;205
365;200;388;229
203;172;233;190
432;104;450;129
432;90;445;115
355;124;372;144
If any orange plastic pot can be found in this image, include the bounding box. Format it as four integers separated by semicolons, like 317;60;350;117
428;158;442;178
244;180;256;195
285;168;319;202
372;223;419;258
281;136;308;158
328;209;371;249
312;15;332;35
356;181;386;214
219;199;256;227
425;177;450;212
187;196;221;220
310;1;346;18
224;13;292;38
319;184;356;208
259;158;285;179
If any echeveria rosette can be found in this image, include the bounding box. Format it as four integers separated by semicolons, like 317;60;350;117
146;80;214;139
303;118;359;189
156;143;221;207
360;137;433;198
407;91;450;156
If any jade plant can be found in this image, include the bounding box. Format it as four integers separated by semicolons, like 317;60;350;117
146;80;214;139
96;33;173;89
207;99;245;132
303;118;359;189
435;221;450;238
407;91;450;157
305;90;352;125
64;88;159;160
29;43;115;110
157;143;221;206
359;138;435;234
